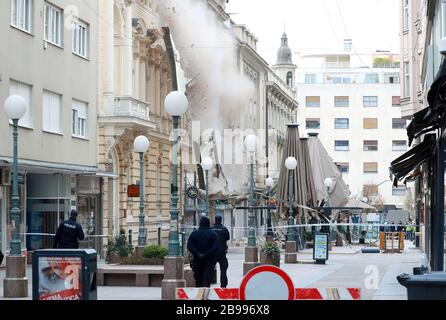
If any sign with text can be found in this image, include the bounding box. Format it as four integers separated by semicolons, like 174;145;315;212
37;256;82;300
127;184;140;198
313;233;329;263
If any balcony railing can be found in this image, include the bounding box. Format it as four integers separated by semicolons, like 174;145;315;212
114;96;150;121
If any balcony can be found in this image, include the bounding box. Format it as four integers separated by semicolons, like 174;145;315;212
99;96;155;129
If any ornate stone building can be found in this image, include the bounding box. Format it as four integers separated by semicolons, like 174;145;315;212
97;0;184;246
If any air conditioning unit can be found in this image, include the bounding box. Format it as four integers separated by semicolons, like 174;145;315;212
0;168;11;186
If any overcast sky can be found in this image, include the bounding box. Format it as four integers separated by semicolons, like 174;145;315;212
226;0;400;65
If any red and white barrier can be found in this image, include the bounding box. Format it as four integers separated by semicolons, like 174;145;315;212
176;287;360;300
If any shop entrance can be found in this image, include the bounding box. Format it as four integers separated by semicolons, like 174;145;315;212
77;194;102;257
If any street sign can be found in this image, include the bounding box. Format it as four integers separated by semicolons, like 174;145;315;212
127;185;140;198
239;265;295;300
186;186;199;199
313;232;329;264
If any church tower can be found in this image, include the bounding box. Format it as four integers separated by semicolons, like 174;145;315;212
273;32;297;89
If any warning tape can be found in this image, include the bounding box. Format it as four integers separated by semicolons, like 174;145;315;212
176;287;361;300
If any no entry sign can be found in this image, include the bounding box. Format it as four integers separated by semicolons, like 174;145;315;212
239;265;295;300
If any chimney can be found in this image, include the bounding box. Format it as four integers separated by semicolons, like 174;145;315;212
344;39;352;52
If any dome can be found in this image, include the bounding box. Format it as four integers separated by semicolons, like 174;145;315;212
276;32;293;65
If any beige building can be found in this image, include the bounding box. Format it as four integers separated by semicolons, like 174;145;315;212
0;0;99;259
400;0;426;119
97;0;185;247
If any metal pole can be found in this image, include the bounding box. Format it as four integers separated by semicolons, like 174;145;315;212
10;119;21;255
267;186;273;236
433;134;445;271
138;152;146;246
248;160;256;247
205;169;209;216
287;170;294;241
168;116;180;256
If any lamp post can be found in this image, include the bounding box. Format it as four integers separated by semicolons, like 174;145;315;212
323;177;334;248
161;91;188;300
134;135;150;247
243;134;260;274
201;157;213;217
265;177;274;242
284;157;298;264
3;94;28;298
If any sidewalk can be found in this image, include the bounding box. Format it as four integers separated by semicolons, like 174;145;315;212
0;241;422;300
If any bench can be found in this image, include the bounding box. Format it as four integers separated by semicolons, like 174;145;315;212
97;264;196;287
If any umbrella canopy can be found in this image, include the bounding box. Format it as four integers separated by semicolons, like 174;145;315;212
300;138;318;213
343;198;377;211
307;133;350;207
277;125;316;220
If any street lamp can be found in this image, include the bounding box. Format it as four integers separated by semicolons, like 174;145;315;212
3;94;28;298
265;177;274;241
284;157;298;264
243;134;260;274
201;157;213;217
322;177;333;234
161;91;188;299
285;157;297;240
134;135;150;247
245;134;257;247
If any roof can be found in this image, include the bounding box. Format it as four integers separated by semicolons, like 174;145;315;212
276;32;293;65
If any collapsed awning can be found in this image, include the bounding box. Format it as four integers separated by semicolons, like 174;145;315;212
390;134;436;186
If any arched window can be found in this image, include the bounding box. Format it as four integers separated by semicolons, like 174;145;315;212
286;71;293;88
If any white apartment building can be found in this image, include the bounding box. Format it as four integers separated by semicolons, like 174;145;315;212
294;41;409;208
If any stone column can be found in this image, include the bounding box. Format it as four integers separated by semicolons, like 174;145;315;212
123;4;133;97
103;0;115;114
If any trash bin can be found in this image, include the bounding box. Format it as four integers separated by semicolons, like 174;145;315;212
397;272;446;300
32;249;97;300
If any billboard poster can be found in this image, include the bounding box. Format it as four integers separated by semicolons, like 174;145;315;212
313;233;329;261
37;256;82;300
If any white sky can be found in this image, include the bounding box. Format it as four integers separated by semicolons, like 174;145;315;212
226;0;400;66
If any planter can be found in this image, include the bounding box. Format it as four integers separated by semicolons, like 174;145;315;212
306;241;314;249
260;251;280;267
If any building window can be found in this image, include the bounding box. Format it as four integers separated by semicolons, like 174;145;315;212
331;76;352;84
334;96;349;107
363;162;378;173
364;140;378;151
403;0;409;31
392;118;407;129
286;71;293;88
44;2;62;46
441;0;446;37
10;0;32;32
338;162;349;174
392;185;407;196
363;118;378;129
9;79;32;128
305;74;316;84
42;90;61;134
334;118;349;129
306;118;320;129
72;99;87;138
363;96;378;107
392;96;401;106
364;73;379;84
403;61;410;97
363;185;378;196
335;140;349;151
392;140;408;151
72;18;89;58
389;76;400;84
305;96;320;107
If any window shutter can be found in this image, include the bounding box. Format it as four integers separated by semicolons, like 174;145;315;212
363;162;378;173
363;118;378;129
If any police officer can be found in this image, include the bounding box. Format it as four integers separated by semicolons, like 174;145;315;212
211;215;230;288
187;216;219;287
53;210;85;249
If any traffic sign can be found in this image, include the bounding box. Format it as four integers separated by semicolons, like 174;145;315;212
186;186;199;199
239;265;295;300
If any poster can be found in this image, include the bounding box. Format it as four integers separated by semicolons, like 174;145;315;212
313;233;328;261
37;256;82;300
